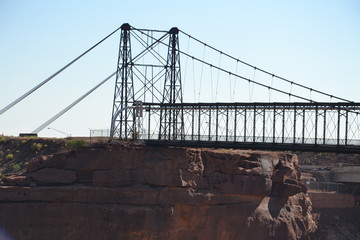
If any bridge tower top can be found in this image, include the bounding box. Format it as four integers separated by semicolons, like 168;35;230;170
168;27;179;34
121;23;131;31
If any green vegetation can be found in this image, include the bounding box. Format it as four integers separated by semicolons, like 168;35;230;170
0;137;68;177
66;139;86;150
5;153;14;160
31;143;43;152
24;136;37;140
0;173;3;179
8;163;21;172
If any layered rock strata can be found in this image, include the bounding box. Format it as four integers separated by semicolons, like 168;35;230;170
0;142;316;240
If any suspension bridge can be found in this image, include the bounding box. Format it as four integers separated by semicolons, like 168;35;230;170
1;23;360;153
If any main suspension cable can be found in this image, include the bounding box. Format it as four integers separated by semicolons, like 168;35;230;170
0;25;123;116
32;71;117;134
121;26;354;105
179;30;352;103
141;29;315;102
180;49;313;102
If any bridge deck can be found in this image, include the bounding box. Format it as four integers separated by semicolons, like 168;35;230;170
144;139;360;153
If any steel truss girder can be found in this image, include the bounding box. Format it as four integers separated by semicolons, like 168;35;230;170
140;102;360;152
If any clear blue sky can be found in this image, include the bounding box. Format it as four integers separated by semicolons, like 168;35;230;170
1;0;359;138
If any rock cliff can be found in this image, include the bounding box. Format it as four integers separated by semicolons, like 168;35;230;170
0;142;316;240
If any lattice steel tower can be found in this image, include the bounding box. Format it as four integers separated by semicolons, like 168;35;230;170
110;23;135;139
159;27;184;140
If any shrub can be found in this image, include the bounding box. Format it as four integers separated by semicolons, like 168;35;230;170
66;139;85;150
6;153;14;160
25;136;37;140
0;136;6;143
31;143;43;152
9;163;20;172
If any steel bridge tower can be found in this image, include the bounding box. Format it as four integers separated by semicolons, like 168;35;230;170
159;27;184;140
110;23;135;139
110;25;184;140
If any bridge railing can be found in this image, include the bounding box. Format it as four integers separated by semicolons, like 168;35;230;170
136;102;360;152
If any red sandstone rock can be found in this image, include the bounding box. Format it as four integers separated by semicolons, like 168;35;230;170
30;168;77;184
0;143;316;240
246;192;315;240
308;192;355;208
26;155;47;172
1;175;30;186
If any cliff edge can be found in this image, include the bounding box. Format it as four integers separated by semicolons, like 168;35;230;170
0;141;316;240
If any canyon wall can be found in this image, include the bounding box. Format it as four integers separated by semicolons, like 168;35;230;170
0;142;316;240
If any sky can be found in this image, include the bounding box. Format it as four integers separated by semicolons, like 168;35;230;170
0;0;359;138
